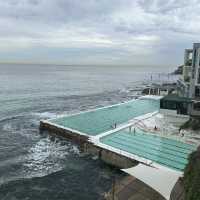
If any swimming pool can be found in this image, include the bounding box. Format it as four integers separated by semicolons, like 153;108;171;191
100;129;197;171
51;99;160;136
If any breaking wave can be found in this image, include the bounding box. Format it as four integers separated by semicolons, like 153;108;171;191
22;137;79;178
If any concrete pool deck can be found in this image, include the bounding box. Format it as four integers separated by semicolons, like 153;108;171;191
39;95;199;200
40;96;197;172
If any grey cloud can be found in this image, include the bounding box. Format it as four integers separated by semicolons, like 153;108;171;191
139;0;191;13
0;0;199;66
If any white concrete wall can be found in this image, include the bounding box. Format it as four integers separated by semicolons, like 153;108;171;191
190;109;200;116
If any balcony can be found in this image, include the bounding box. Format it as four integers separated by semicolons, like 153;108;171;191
185;59;192;66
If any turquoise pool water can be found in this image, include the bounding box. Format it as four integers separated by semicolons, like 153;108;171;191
51;99;160;136
100;129;197;171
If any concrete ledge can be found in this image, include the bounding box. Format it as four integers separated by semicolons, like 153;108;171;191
84;142;137;169
40;120;137;169
40;120;89;145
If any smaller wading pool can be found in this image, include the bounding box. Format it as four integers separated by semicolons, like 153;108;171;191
50;99;160;136
100;129;197;171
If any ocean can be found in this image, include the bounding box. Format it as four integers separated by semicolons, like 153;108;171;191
0;64;175;200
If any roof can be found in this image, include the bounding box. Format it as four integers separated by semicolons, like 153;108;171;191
122;164;182;200
161;94;192;103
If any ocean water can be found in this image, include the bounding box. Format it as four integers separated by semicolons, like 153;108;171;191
0;64;175;200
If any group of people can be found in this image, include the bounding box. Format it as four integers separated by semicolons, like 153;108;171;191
111;122;185;138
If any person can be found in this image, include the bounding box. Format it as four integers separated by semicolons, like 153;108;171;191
111;123;117;129
180;129;184;137
154;126;157;131
133;128;136;135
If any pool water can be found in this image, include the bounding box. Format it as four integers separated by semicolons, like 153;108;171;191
51;99;160;136
100;129;197;171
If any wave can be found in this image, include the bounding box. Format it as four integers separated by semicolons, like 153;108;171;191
32;112;58;119
0;114;27;123
22;137;79;178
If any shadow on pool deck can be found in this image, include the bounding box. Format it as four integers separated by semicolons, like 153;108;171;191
105;175;165;200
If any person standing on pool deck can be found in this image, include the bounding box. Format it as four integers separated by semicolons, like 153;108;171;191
111;123;117;129
129;126;132;133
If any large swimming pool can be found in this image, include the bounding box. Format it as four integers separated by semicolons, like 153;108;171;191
100;129;197;171
51;99;160;136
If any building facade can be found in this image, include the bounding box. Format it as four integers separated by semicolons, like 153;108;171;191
177;49;192;98
190;43;200;99
177;43;200;116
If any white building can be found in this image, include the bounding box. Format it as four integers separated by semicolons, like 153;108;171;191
177;43;200;116
190;43;200;98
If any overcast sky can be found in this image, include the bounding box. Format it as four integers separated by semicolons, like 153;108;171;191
0;0;200;66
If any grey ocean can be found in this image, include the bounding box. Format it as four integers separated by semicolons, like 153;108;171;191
0;64;174;200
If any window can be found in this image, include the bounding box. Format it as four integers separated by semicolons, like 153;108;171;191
195;86;200;97
186;59;192;66
193;102;200;111
192;50;197;79
198;69;200;84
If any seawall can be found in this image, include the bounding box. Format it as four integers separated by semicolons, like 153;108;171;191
40;120;137;169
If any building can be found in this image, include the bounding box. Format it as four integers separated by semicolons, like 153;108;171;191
160;94;191;115
177;49;192;98
177;43;200;116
